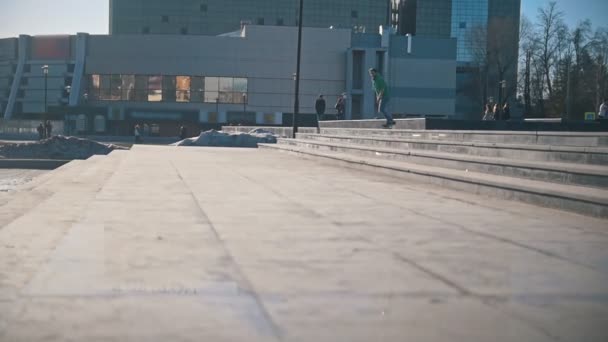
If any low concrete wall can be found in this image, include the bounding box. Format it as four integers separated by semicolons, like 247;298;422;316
221;126;317;138
319;118;608;132
0;159;70;170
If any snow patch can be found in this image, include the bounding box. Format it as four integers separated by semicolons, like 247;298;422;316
0;136;127;160
171;129;277;148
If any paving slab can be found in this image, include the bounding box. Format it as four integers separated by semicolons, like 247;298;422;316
0;145;607;341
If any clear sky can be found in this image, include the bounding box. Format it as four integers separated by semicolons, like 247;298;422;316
0;0;607;39
521;0;608;29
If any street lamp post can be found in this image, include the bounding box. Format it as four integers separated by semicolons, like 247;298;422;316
498;80;506;106
242;93;247;115
292;0;304;139
64;85;72;135
42;65;49;121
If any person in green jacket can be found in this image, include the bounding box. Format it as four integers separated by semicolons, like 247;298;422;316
369;68;395;128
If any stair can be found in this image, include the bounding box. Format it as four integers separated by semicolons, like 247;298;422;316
260;128;608;218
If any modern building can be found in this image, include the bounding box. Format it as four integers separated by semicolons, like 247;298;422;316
391;0;521;119
109;0;391;36
1;25;456;136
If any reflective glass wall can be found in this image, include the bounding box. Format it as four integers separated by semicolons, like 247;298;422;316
450;0;488;62
87;74;248;104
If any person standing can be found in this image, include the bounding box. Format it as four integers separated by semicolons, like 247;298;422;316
335;94;345;120
599;99;608;120
179;125;187;140
45;120;53;138
134;124;142;144
315;95;326;120
482;104;493;120
502;103;511;121
492;103;500;121
36;123;44;140
369;68;395;128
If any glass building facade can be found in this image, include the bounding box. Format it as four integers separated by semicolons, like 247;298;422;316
87;74;248;104
392;0;520;118
110;0;390;36
450;0;488;62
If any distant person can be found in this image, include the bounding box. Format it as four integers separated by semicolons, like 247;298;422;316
502;103;511;121
134;124;142;144
45;121;53;138
493;103;500;121
599;99;608;120
369;68;395;128
315;95;326;120
335;94;345;120
37;123;44;140
179;125;187;140
482;104;494;121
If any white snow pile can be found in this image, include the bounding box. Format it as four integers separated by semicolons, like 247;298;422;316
171;129;277;148
0;136;128;160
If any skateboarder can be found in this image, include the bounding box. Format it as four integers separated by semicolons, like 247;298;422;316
369;68;395;128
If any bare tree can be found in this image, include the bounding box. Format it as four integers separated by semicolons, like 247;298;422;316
468;24;489;105
519;15;536;116
537;1;565;98
591;27;608;112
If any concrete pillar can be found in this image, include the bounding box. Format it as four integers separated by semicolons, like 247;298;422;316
3;35;29;119
69;33;88;107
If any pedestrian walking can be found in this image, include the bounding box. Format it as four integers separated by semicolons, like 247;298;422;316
315;95;326;120
493;103;500;121
134;124;142;144
44;120;53;138
482;104;494;120
335;94;345;120
369;68;395;128
502;103;511;121
599;99;608;120
37;123;44;140
179;125;187;140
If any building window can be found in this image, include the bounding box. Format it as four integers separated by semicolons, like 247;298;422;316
219;77;233;103
99;75;112;100
200;4;207;12
204;76;219;103
233;78;248;104
110;74;121;100
142;27;150;34
276;18;284;26
121;75;135;101
176;76;191;102
88;74;100;100
134;75;148;101
161;15;169;23
203;77;248;104
162;76;176;102
459;22;467;29
351;10;358;18
148;76;162;102
191;76;203;102
256;17;264;25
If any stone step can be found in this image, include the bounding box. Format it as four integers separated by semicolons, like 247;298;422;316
318;128;608;147
296;133;608;166
278;138;608;189
260;143;608;219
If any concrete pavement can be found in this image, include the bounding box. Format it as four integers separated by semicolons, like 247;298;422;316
0;145;607;341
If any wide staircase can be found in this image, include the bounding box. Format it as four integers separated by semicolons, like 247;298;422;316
260;128;608;218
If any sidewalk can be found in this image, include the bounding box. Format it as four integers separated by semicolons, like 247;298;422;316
0;145;607;341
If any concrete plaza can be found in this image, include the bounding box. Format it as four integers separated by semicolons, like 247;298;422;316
0;145;607;341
